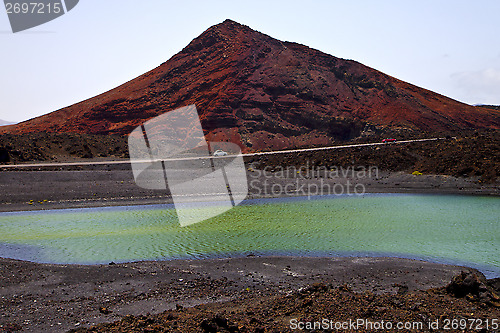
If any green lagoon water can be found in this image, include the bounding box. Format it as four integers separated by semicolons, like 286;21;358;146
0;194;498;276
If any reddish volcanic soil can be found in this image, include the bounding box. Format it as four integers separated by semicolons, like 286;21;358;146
2;20;499;152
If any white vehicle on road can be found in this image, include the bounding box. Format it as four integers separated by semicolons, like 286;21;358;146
213;149;228;157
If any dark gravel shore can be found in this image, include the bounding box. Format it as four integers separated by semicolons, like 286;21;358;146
1;256;498;333
0;162;498;213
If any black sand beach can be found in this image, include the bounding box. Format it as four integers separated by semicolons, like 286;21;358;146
2;256;499;333
0;162;498;213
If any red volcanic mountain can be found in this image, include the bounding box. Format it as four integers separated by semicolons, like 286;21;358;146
2;19;499;151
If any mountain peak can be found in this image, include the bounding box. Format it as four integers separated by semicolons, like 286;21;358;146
220;18;244;27
2;21;499;151
214;19;252;33
181;19;258;54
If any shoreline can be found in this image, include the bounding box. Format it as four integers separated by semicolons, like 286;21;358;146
1;168;498;276
0;255;493;333
1;251;499;280
0;166;498;213
1;189;498;214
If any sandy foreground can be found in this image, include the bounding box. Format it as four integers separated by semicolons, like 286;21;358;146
0;164;499;332
1;256;497;333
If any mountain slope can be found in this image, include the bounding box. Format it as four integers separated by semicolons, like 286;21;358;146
0;119;15;126
2;19;499;151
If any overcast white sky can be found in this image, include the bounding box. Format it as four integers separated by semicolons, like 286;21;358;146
1;0;499;123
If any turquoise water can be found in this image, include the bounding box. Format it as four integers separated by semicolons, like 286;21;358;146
0;194;498;277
